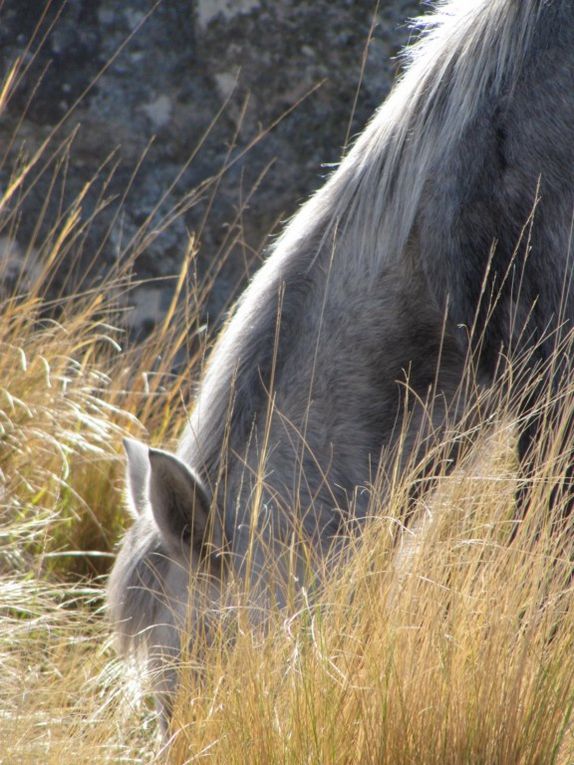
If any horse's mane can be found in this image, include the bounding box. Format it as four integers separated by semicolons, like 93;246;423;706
318;0;543;271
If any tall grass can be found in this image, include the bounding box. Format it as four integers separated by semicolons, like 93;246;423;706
2;49;574;765
5;228;574;763
158;414;574;764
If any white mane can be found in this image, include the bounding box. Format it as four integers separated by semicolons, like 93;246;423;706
283;0;543;273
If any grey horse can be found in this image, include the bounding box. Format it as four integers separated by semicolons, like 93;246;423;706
107;0;574;726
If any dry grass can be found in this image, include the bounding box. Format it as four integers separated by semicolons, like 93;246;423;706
160;423;574;765
2;50;574;765
3;231;574;763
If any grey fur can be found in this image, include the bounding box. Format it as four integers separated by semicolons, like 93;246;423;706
107;0;574;724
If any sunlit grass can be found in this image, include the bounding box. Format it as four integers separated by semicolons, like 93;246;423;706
159;421;574;764
2;36;574;765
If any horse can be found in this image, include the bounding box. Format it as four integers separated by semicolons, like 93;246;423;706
107;0;574;727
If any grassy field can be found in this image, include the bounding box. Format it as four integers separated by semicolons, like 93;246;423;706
3;59;574;765
3;260;574;765
3;189;574;765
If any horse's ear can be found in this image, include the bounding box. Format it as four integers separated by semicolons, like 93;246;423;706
147;446;222;558
123;438;222;558
123;437;151;518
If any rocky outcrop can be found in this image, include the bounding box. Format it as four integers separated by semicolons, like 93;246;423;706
0;0;423;334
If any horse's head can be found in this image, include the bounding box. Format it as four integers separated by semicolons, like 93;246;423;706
106;438;226;724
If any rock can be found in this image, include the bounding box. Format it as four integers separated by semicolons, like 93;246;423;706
0;236;41;300
197;0;261;28
122;285;165;335
0;0;424;338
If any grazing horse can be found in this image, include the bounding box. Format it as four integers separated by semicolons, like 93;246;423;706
107;0;574;726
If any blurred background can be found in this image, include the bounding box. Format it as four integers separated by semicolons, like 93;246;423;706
0;0;422;335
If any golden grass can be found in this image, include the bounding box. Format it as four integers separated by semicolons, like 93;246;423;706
160;425;574;764
0;177;200;759
2;50;574;765
5;406;574;763
6;251;574;764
